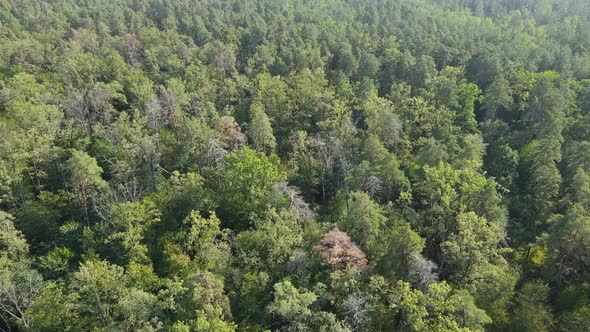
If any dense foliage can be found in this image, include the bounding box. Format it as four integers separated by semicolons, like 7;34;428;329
1;0;590;330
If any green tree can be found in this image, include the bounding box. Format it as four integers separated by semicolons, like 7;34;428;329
217;147;285;228
482;74;514;120
0;212;44;330
87;200;160;265
267;280;317;331
357;135;410;203
515;140;562;239
483;143;519;189
545;174;590;286
338;192;387;259
184;211;230;273
178;271;236;332
248;105;277;155
68;150;107;226
363;94;402;151
250;73;291;153
414;162;505;246
234;209;307;280
396;281;491;332
103;111;161;193
559;306;590;332
0;73;62;199
511;281;554;332
441;212;505;286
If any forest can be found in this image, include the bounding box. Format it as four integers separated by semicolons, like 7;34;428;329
1;0;590;330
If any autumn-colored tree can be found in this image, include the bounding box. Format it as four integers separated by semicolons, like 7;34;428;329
314;228;368;270
215;116;247;151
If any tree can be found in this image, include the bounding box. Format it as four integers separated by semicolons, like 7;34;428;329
267;280;317;330
184;211;230;272
0;212;44;330
524;73;567;152
465;50;499;89
172;118;219;170
358;135;410;203
559;306;590;332
250;73;291;153
89;200;160;266
71;260;129;325
234;208;308;281
158;78;188;129
0;73;62;200
511;281;554;332
483;143;519;189
375;220;425;280
24;282;81;332
217;147;285;228
288;130;320;200
41;259;165;331
271;182;316;222
0;212;28;260
363;94;402;151
215;116;247;151
545;205;590;287
395;281;491;332
338;192;386;259
441;212;505;286
103;111;161;194
178;271;236;331
482;74;514;120
286;69;335;134
515;75;567;234
456;82;483;134
515;140;562;239
414;162;505;249
314;228;368;271
248;105;277;155
0;264;44;330
68;150;107;226
408;252;439;290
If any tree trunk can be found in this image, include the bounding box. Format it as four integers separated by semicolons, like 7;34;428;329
80;182;89;227
149;157;157;192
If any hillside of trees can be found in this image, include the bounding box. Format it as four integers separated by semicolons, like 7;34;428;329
2;0;590;330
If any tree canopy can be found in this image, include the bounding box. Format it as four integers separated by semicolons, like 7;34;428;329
1;0;590;330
